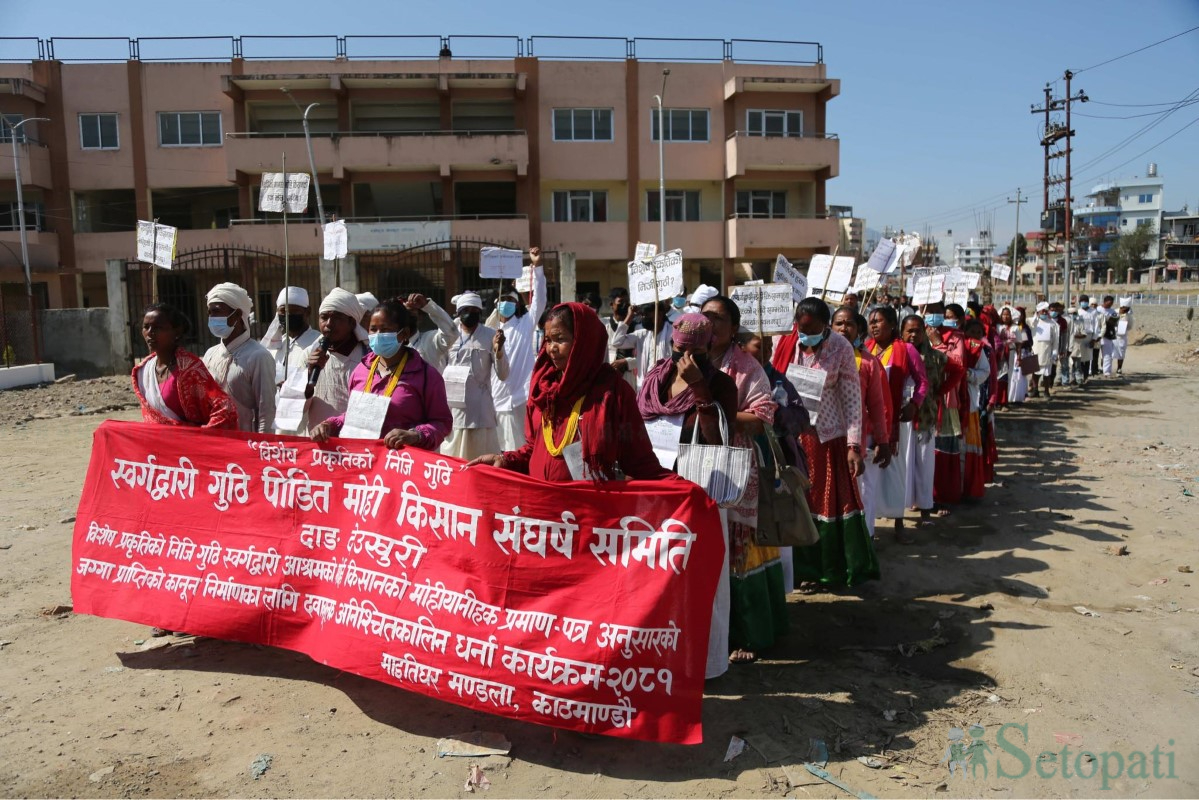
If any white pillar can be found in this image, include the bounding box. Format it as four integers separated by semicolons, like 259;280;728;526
104;258;132;372
559;251;577;306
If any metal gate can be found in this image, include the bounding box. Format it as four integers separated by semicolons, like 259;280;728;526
124;247;321;360
356;240;560;313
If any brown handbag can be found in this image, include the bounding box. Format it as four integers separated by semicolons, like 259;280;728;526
1019;353;1041;375
754;430;820;548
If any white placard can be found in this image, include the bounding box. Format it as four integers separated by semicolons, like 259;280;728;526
480;247;524;280
346;221;452;251
322;219;348;260
514;265;533;293
898;234;923;268
634;241;658;262
645;414;684;470
340;391;389;440
728;283;794;335
946;285;971;306
912;274;944;305
946;267;965;289
773;254;808;302
136;220;177;269
852;264;881;293
806;255;855;298
990;263;1012;281
628;249;684;306
785;363;827;427
259;172;311;214
443;364;470;407
274;366;309;433
961;271;981;289
865;239;896;274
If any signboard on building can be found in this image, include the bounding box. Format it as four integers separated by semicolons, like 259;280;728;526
346;222;453;252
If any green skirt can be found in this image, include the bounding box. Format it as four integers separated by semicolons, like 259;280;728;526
729;521;789;652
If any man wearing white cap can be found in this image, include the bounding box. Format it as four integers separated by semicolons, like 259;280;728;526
1029;301;1058;399
440;291;508;461
203;282;276;433
687;283;719;313
486;246;547;451
275;288;369;435
1109;297;1134;376
404;292;459;373
355;292;378;328
261;286;320;386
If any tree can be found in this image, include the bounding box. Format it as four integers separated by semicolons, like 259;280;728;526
1006;233;1027;267
1106;224;1155;282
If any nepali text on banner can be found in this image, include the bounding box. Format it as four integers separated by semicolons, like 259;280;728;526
71;421;724;744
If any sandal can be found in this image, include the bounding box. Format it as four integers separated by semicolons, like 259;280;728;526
150;627;175;638
729;649;757;664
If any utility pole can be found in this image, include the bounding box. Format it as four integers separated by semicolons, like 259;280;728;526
1031;79;1085;304
653;69;670;253
1008;190;1027;304
1062;70;1086;311
9;116;50;363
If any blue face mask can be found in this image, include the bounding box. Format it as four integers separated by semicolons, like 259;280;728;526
941;318;958;329
207;314;235;339
369;332;402;359
1080;301;1089;309
1050;311;1059;318
924;313;945;328
497;300;517;319
798;329;827;347
671;296;686;309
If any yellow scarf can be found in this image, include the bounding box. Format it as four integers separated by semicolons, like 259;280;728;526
363;352;409;398
541;396;586;457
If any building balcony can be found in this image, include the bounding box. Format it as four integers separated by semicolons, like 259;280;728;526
0;142;53;188
541;221;629;261
224;130;530;181
725;132;838;178
1074;205;1120;216
725;215;839;259
638;221;724;260
0;229;58;273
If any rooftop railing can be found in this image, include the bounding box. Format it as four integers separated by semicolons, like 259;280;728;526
224;129;526;139
0;35;822;65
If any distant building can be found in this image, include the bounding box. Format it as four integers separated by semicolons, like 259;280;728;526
1162;205;1199;281
829;204;865;260
1073;166;1165;272
953;237;993;270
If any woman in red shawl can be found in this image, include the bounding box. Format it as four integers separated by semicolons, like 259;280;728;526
132;303;238;430
923;302;969;510
469;302;669;482
980;305;1007;409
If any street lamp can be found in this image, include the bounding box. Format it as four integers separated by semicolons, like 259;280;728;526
9;116;50;357
654;69;670;253
280;88;325;227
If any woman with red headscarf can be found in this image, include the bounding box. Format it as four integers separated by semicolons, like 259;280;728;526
469;302;669;482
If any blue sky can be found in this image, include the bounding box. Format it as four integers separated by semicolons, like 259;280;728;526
9;0;1199;254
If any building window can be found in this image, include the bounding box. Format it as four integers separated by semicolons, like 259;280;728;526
647;190;700;222
552;190;607;222
553;108;614;141
0;202;44;231
1120;218;1128;227
1138;193;1154;203
80;113;119;150
747;109;803;137
158;111;222;147
735;190;787;219
651;109;709;142
0;114;26;143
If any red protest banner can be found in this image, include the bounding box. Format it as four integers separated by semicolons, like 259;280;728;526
71;421;723;744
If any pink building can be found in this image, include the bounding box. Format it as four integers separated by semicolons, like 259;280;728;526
0;36;840;314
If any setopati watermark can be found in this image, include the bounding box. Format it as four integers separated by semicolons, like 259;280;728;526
941;723;1178;791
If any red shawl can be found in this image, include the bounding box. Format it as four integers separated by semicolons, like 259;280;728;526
771;323;799;374
865;333;912;441
528;302;626;481
131;348;238;429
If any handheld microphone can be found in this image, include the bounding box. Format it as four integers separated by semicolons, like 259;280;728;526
307;336;330;388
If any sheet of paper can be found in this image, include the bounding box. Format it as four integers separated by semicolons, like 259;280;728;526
628;249;684;306
864;239;896;274
480;247;524;279
645;414;685;470
634;241;658;261
961;271;981;289
946;285;971;306
340;391;389;440
443;364;470;408
273;366;310;433
1117;319;1128;336
806;255;854;298
136;220;177;270
852;264;881;293
773;254;808;302
515;265;533;293
259;172;311;214
912;274;944;305
728;283;794;335
785;364;826;427
990;263;1012;281
323;219;348;260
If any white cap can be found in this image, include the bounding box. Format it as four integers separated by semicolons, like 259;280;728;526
355;292;378;312
453;292;484;311
1118;296;1133;308
1036;301;1050;312
689;284;719;308
275;286;309;308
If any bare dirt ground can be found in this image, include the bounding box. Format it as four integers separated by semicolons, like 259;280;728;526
1;343;1197;799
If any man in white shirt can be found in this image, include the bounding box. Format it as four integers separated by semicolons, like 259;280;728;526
1029;301;1059;399
1075;294;1099;384
611;300;674;390
440;292;509;461
405;293;459;373
486;246;547;451
203;282;277;433
260;286;320;386
1098;294;1119;376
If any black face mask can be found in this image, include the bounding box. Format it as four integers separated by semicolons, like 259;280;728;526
614;303;629;319
460;311;481;329
278;312;307;334
670;350;685;364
